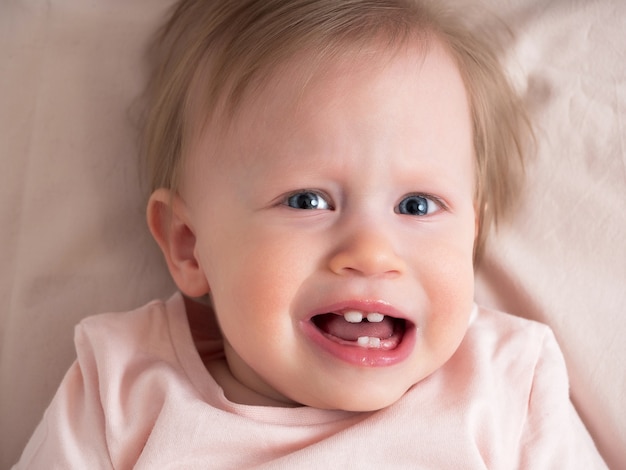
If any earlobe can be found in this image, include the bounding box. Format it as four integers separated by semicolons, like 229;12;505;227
147;189;210;297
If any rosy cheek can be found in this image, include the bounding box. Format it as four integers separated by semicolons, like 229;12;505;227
224;245;297;313
417;242;473;321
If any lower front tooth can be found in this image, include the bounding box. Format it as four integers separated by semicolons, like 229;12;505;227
357;336;381;348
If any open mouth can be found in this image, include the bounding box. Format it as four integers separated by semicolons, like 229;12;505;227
311;310;407;350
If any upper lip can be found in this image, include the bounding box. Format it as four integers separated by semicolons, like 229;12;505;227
305;299;409;322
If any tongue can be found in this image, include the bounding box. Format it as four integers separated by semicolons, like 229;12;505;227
314;314;395;341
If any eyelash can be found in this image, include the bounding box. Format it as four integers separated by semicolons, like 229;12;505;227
395;193;445;216
281;190;446;216
283;190;334;210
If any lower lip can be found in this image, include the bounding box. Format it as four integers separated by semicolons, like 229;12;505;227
300;320;416;367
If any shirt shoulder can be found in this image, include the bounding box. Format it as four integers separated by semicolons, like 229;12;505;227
77;296;173;345
464;305;556;369
74;292;214;402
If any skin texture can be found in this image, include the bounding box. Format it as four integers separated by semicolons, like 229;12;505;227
148;38;478;411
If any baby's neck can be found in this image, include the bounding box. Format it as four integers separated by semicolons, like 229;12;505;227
206;358;302;408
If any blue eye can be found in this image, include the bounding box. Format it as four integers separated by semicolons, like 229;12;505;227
285;191;332;210
396;195;440;216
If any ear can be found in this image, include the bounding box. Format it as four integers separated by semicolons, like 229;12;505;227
147;189;210;297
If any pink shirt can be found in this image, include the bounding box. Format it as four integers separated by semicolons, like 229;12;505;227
14;293;606;469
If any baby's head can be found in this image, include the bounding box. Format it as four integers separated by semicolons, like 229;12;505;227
144;0;529;411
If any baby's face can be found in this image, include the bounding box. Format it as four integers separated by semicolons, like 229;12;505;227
181;39;476;410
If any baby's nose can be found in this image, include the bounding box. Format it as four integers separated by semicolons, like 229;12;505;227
328;225;405;278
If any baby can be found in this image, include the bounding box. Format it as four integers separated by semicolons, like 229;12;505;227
15;0;607;468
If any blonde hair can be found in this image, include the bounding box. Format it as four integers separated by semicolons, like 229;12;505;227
141;0;530;261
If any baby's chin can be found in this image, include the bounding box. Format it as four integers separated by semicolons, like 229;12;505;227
293;382;414;412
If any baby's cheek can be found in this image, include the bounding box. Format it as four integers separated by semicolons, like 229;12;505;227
225;248;299;314
420;249;474;344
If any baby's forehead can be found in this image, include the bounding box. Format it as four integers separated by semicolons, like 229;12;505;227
184;37;471;179
190;33;445;134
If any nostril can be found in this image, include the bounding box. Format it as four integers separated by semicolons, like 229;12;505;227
329;249;404;277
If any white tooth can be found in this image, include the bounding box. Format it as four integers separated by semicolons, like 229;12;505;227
357;336;382;349
366;313;384;323
344;311;364;323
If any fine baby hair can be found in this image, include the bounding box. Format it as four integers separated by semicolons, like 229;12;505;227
141;0;529;260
